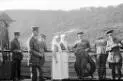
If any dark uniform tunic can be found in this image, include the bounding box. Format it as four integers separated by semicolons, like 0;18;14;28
29;36;47;81
11;38;23;80
38;40;47;66
95;38;108;79
73;39;96;78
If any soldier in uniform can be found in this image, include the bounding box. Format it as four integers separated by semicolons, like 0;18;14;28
40;34;46;42
106;30;123;80
11;32;23;81
72;32;95;79
95;37;108;80
38;34;48;66
29;27;46;81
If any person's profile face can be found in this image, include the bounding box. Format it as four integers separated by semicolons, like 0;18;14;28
107;33;113;38
56;36;61;42
40;36;46;41
61;34;66;41
33;30;39;36
78;34;83;40
15;35;20;39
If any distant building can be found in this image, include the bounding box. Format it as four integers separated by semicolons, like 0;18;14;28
0;12;14;50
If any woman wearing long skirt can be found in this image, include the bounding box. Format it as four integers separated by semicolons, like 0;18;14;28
51;34;69;80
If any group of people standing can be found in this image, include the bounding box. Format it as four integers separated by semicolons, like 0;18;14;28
10;26;123;81
95;30;123;80
51;29;123;80
10;26;48;81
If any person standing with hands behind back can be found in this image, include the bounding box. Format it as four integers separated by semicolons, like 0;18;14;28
95;37;107;80
11;32;23;81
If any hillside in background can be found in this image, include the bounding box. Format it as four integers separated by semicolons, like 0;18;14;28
3;3;123;48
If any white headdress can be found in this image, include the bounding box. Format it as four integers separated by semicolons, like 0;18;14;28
51;33;61;52
26;34;33;51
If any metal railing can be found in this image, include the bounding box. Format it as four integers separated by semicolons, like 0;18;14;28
0;49;123;79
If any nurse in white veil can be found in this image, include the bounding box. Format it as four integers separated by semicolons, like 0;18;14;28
51;33;69;80
51;34;61;80
60;34;69;79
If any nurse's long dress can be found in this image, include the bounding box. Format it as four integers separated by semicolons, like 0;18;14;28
52;42;69;80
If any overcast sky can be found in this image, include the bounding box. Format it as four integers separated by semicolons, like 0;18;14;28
0;0;123;11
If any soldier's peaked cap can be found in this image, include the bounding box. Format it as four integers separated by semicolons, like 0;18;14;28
14;32;20;36
40;34;46;37
77;31;84;35
106;30;114;34
32;26;39;31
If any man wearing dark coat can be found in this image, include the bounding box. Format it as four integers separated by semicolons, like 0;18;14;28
11;32;23;81
72;32;95;79
39;34;47;66
95;37;108;80
29;27;47;81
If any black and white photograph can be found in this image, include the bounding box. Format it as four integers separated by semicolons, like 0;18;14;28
0;0;123;81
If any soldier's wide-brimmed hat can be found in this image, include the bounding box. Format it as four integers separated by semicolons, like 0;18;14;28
77;31;84;35
14;32;20;36
106;29;114;34
32;26;39;31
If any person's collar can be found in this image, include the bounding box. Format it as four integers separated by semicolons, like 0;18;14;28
108;36;113;39
79;39;84;42
32;35;38;39
14;38;18;40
